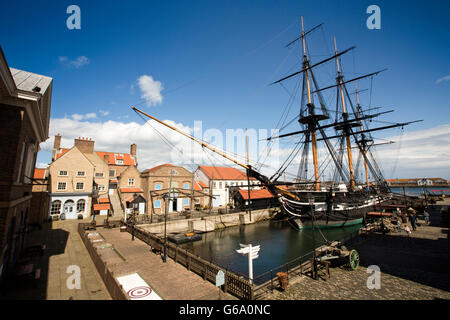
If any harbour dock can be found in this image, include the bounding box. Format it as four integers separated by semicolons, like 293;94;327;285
263;200;450;300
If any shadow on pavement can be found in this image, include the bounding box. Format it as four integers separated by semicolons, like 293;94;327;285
0;221;69;300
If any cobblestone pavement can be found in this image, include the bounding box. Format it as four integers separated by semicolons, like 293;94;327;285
264;204;450;300
0;219;111;300
93;227;237;300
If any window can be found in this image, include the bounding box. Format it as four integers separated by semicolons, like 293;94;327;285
77;171;85;177
109;170;116;177
76;199;86;213
59;170;68;176
219;182;222;189
230;182;234;186
184;198;189;206
154;200;161;208
213;182;217;189
98;185;106;191
170;169;178;175
95;172;104;178
57;182;67;190
116;160;124;165
128;178;135;186
183;183;189;189
50;200;61;215
154;183;162;190
76;182;84;190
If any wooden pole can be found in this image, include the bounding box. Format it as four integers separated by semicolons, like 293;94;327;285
190;174;194;213
301;17;320;192
355;82;370;189
132;106;300;201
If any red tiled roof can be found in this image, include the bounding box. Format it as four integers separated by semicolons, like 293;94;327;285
33;168;46;179
120;187;143;193
199;166;255;180
194;181;202;191
238;188;275;200
98;198;110;203
96;151;136;166
198;181;208;188
55;148;70;159
109;179;118;183
55;148;136;166
93;204;111;211
143;163;174;173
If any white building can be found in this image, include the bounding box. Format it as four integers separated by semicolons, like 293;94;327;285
194;166;260;207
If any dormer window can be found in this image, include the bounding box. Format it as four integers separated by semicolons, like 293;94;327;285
116;160;124;165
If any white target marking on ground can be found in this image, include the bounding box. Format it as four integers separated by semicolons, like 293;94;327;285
117;273;162;300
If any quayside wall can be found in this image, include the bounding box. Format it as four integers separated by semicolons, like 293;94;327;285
136;208;277;234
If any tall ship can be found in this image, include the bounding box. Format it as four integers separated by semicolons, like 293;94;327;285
132;17;420;229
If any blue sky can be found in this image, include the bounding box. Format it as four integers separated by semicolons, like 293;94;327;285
1;0;449;179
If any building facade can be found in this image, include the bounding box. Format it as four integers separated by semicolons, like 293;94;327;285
0;46;53;283
141;164;206;215
194;166;260;208
49;135;139;219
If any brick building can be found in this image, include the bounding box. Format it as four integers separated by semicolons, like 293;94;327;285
49;135;139;219
141;164;209;215
0;46;53;283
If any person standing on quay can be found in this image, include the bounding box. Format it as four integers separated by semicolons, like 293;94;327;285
423;209;430;225
409;213;417;231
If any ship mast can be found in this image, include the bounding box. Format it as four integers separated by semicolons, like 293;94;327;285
355;82;370;189
301;17;320;192
334;37;356;190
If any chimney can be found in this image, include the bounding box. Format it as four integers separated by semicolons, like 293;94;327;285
74;137;95;154
104;154;110;165
51;133;62;161
130;143;137;166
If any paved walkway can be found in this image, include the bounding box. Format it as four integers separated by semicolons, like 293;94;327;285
263;204;450;300
90;227;237;300
0;220;111;300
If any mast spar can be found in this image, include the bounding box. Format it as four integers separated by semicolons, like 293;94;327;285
301;16;321;192
334;37;356;190
131;106;301;201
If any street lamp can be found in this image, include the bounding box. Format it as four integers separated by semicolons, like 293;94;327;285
132;193;139;241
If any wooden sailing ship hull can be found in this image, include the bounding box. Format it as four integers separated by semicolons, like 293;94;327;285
281;190;392;229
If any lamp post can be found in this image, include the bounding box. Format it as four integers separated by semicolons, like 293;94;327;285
132;193;138;241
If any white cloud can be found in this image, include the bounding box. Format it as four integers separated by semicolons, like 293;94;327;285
58;55;90;68
137;75;163;106
436;75;450;84
36;162;49;168
99;110;110;116
71;113;97;121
